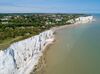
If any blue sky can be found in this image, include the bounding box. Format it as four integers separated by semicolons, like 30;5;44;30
0;0;100;13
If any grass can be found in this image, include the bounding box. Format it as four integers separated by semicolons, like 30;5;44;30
0;33;38;50
0;36;23;50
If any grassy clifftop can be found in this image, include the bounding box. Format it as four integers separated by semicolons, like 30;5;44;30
0;13;85;50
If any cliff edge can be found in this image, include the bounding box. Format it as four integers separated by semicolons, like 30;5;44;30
0;16;94;74
0;30;55;74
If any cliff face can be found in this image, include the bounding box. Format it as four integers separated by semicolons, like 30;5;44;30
0;30;54;74
75;16;94;24
67;16;94;24
0;16;94;74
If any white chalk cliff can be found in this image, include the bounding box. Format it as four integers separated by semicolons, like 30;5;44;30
75;16;94;24
0;30;55;74
67;16;94;24
0;16;94;74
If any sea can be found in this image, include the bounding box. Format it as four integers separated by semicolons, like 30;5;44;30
37;14;100;74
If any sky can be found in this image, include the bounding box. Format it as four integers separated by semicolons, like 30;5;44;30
0;0;100;13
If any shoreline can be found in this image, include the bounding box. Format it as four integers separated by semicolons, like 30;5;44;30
32;16;94;74
0;16;94;74
32;23;83;74
31;40;55;74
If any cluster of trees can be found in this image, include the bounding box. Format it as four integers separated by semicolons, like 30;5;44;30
0;13;83;44
0;26;42;43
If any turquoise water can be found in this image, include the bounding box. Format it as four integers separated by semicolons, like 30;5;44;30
43;14;100;74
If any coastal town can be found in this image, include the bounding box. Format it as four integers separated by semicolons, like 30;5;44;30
0;14;85;50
